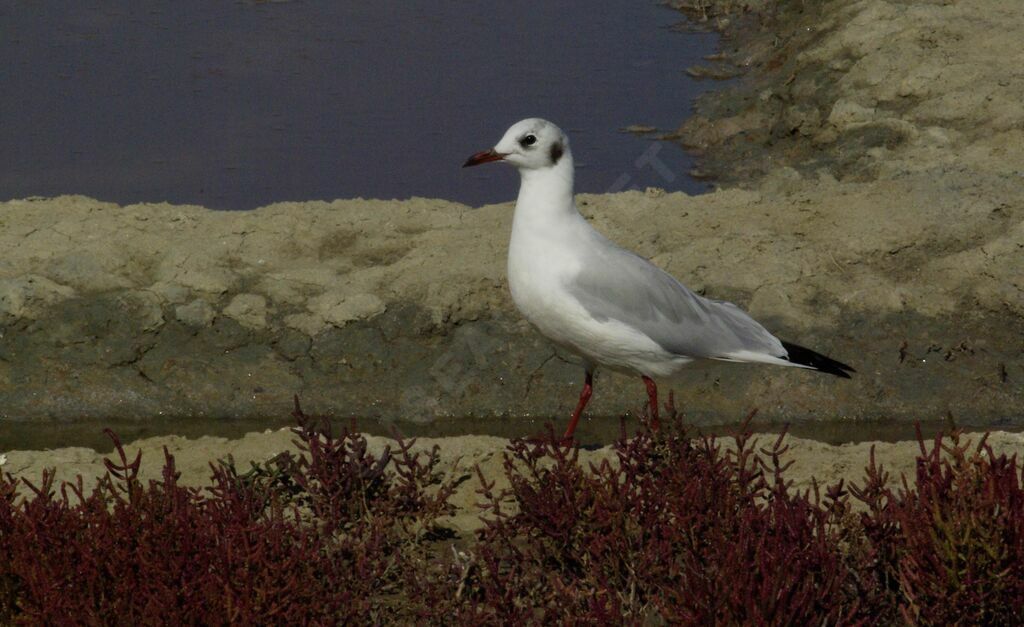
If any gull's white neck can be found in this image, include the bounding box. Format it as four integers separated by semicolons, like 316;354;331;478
512;152;577;229
506;148;590;333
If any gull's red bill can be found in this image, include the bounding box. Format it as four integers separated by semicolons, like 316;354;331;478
463;149;505;167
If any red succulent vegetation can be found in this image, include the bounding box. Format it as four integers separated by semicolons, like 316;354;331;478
0;400;456;623
0;397;1021;624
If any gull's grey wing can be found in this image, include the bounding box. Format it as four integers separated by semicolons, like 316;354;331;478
567;237;784;360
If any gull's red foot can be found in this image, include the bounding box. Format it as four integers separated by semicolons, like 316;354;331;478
642;375;660;431
562;370;594;440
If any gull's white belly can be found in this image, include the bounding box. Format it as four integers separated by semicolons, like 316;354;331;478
508;233;690;377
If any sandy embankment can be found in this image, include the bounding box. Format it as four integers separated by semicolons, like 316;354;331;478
1;0;1022;512
6;427;1024;534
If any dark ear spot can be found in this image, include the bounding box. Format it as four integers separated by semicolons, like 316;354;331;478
549;141;564;165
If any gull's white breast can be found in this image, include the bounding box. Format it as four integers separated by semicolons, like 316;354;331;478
507;211;689;377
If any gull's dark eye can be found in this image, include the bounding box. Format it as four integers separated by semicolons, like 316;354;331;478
520;134;537;148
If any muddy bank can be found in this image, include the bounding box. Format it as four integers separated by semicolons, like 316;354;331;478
1;0;1022;430
0;189;1018;427
674;0;1024;187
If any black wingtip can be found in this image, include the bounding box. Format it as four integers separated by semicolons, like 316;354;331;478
781;340;855;379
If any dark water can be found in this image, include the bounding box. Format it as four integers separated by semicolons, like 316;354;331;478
1;414;1015;454
0;1;717;210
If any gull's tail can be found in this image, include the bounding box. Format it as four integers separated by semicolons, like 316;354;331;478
781;341;855;379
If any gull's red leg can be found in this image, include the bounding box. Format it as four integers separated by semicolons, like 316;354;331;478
563;370;594;440
642;375;660;431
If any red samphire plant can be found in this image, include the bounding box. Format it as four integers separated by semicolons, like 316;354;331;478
0;397;1021;624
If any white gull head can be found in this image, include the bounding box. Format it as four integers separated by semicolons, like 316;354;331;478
463;118;571;173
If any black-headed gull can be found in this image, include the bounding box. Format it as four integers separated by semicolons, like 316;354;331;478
464;118;853;439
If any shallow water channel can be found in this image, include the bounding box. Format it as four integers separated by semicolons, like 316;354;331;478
1;414;1013;455
1;0;718;209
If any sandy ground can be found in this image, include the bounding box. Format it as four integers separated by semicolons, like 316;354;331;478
5;427;1024;534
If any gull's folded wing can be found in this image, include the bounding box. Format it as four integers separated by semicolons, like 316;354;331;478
567;234;786;362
